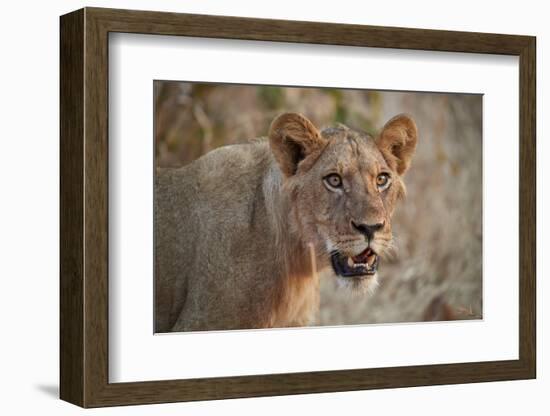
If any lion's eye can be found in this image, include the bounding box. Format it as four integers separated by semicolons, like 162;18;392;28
324;173;343;189
376;173;391;190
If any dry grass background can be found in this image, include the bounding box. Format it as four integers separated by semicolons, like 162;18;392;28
155;81;482;325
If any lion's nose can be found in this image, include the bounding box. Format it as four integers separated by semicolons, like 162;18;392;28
351;220;384;241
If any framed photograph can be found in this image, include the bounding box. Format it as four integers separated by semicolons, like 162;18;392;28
60;7;536;408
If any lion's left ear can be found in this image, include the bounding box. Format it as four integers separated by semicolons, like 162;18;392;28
376;114;418;176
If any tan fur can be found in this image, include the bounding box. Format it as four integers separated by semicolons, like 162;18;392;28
155;113;417;332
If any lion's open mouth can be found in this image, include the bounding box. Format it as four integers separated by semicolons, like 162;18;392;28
330;248;379;278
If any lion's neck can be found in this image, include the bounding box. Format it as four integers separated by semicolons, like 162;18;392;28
262;164;313;274
261;163;320;326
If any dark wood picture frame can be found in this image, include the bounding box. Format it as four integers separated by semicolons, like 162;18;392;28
60;7;536;408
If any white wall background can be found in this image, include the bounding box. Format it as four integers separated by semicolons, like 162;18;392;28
0;0;545;414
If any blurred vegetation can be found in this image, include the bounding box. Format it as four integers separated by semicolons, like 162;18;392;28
155;81;483;325
154;81;380;168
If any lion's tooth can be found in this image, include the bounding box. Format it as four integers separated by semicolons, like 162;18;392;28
347;257;354;267
367;255;376;267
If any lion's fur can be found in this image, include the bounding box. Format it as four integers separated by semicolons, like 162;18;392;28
155;113;417;332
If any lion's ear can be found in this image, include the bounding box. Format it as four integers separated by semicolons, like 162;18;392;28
376;114;418;176
269;113;327;177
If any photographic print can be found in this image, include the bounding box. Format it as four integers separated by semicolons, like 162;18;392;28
154;81;482;333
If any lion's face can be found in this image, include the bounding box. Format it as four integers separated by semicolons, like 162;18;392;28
269;113;417;293
297;127;403;292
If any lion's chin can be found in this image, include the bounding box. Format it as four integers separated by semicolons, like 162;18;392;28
336;273;379;295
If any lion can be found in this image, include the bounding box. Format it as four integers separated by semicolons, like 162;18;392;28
154;112;417;332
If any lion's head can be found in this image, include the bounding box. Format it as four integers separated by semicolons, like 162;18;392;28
269;112;417;293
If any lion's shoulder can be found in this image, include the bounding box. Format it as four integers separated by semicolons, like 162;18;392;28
156;141;276;232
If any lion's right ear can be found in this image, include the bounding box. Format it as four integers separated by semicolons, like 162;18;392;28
269;113;327;177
